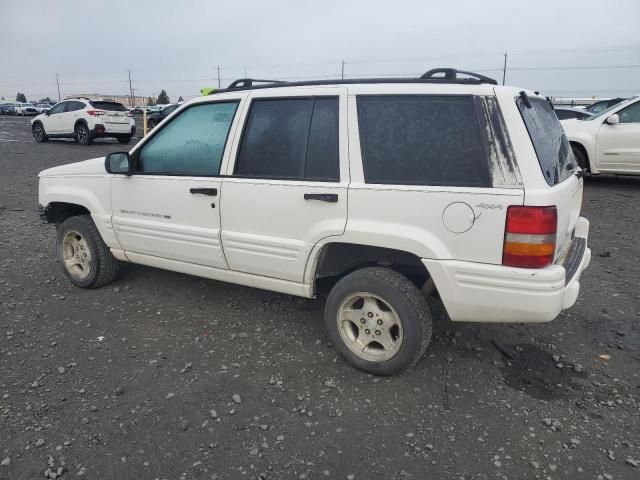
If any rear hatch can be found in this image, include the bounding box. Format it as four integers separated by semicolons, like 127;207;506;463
516;95;583;262
90;101;129;124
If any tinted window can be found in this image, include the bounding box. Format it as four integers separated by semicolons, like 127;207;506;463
65;101;84;112
235;97;339;181
517;96;573;186
138;101;238;175
49;102;67;114
90;101;126;111
618;101;640;123
357;95;490;186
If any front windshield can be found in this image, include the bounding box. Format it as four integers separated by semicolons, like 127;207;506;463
586;97;638;120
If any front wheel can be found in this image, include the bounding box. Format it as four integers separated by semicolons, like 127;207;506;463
32;122;48;142
56;215;120;288
571;145;590;173
147;119;157;129
324;267;432;375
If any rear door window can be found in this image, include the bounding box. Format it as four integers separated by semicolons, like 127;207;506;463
356;95;491;187
517;96;573;185
234;97;339;181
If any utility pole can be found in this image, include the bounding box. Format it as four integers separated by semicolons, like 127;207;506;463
217;66;221;88
502;52;508;86
127;70;134;106
341;60;345;80
55;74;61;101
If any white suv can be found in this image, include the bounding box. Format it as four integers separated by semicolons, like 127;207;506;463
38;69;591;375
561;96;640;175
30;98;136;145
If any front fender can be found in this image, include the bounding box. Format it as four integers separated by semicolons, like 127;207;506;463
39;176;119;248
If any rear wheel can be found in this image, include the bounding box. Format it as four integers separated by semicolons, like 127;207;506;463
75;123;92;145
324;267;432;375
32;122;48;142
57;215;120;288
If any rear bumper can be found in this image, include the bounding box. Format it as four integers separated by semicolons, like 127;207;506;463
93;123;135;137
424;216;591;323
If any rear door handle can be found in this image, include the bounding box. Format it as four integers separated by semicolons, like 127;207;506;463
190;187;218;196
304;193;338;203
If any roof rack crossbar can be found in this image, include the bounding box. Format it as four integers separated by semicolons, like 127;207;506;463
420;68;498;85
227;78;290;89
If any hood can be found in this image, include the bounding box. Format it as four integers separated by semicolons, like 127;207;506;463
38;157;106;177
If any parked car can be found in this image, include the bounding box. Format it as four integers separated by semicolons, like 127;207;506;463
0;103;16;115
35;103;53;113
562;96;640;175
15;103;38;115
585;97;626;115
128;106;145;114
554;107;592;121
37;69;590;375
30;98;136;145
147;103;180;128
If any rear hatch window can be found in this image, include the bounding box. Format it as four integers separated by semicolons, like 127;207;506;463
90;101;126;112
516;96;573;185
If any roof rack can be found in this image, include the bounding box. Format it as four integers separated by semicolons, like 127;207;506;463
420;68;498;85
207;68;498;95
227;78;290;89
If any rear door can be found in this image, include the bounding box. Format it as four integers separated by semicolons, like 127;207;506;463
595;99;640;173
61;101;84;133
220;88;348;282
516;95;582;260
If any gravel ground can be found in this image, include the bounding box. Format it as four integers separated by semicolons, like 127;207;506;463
1;114;639;480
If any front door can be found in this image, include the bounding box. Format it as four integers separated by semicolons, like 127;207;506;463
221;90;349;282
42;101;67;134
596;100;640;172
111;100;242;268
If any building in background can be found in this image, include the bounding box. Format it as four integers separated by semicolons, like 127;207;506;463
67;93;146;106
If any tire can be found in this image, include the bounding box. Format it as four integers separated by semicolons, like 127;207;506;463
117;136;132;144
571;145;590;172
324;267;432;375
147;119;157;129
56;215;120;288
32;122;48;142
75;123;92;145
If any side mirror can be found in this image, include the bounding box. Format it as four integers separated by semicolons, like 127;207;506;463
45;110;51;116
105;152;132;175
605;114;619;125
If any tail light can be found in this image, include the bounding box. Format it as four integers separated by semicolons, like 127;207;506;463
503;206;557;268
126;112;132;117
86;110;105;116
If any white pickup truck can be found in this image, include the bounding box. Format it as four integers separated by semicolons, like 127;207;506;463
38;69;591;375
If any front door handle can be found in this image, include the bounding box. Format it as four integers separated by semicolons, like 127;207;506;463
304;193;338;203
190;187;218;196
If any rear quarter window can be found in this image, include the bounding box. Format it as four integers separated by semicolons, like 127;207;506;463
517;96;573;185
356;95;491;187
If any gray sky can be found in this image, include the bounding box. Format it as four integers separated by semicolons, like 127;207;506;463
1;0;639;102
